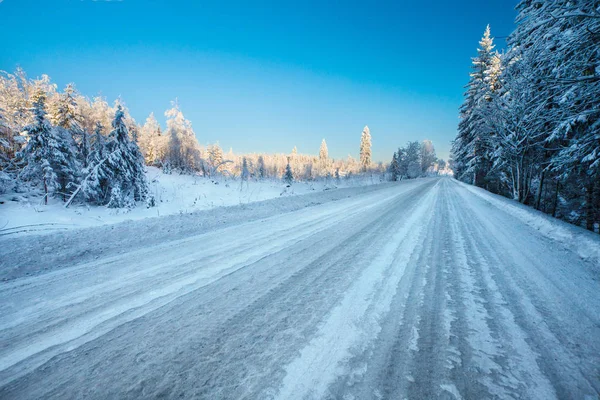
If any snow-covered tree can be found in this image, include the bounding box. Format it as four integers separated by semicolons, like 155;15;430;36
164;101;201;172
257;155;266;179
52;83;79;131
359;125;372;172
138;112;164;165
389;151;400;181
207;142;224;175
18;90;78;204
80;106;147;207
319;139;328;166
420;140;437;174
241;157;249;182
284;159;293;185
404;141;421;179
453;25;501;187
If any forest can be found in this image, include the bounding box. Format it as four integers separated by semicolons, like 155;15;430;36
451;1;600;233
0;68;445;210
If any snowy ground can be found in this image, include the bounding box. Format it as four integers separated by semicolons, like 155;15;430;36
0;166;383;237
0;177;599;399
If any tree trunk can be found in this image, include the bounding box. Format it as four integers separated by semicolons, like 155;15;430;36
43;178;48;205
535;171;546;210
551;179;559;218
594;178;600;233
585;180;595;231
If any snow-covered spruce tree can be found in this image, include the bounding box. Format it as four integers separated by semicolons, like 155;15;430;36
389;151;400;181
257;155;266;179
396;147;407;178
359;125;372;172
241;157;249;181
453;25;501;187
18;90;78;204
78;121;113;204
52;83;79;131
78;125;91;169
81;106;147;207
284;159;294;185
319;138;329;172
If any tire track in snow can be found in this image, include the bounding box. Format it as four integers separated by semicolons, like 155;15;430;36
446;183;552;399
0;181;434;388
450;180;600;398
0;180;439;399
274;180;440;400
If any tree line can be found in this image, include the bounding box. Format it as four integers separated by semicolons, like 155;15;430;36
388;139;443;181
0;70;388;208
451;1;599;233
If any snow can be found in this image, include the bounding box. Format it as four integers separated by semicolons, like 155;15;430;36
1;177;599;399
0;166;384;237
276;180;440;399
456;180;600;265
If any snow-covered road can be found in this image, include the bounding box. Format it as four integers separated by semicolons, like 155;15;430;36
1;178;599;399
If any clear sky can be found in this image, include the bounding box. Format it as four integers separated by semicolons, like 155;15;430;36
0;0;518;162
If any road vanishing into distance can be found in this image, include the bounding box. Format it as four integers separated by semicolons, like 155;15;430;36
1;178;599;399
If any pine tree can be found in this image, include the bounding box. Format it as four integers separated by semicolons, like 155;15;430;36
52;83;79;130
319;138;328;164
390;151;400;181
404;141;421;179
396;147;407;178
241;157;249;182
18;90;78;204
81;106;147;207
284;159;293;185
359;125;372;172
164;101;201;172
454;25;500;187
257;155;266;179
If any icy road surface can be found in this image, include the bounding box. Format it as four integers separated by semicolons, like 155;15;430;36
1;178;599;399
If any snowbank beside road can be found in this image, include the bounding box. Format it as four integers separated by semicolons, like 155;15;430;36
0;166;383;237
0;178;402;281
456;180;600;265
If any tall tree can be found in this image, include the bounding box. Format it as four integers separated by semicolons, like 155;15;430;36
164;101;201;172
284;158;294;185
359;125;372;172
404;141;421;179
454;25;501;187
18;90;78;204
319;138;329;171
81;106;147;207
389;151;400;181
420;140;437;174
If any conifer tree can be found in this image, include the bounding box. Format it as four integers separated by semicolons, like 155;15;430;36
454;25;500;187
257;155;266;179
359;126;372;172
81;106;147;207
284;159;293;185
18;90;78;204
319;139;328;164
390;151;400;181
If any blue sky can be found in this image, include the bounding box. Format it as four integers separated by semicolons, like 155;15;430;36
0;0;518;161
